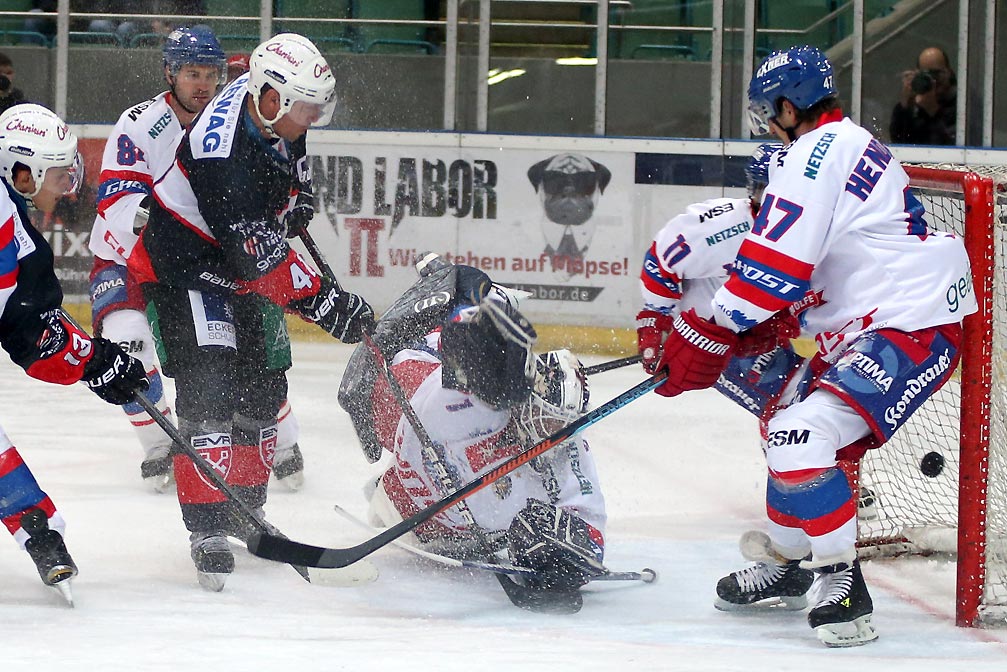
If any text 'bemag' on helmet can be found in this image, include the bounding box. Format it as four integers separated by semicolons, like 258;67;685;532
163;25;226;83
248;33;336;132
0;103;82;199
747;45;836;135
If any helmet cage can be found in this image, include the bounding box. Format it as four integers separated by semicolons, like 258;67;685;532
745;142;780;200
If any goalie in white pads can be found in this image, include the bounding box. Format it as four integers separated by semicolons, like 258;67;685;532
638;46;977;647
88;26;308;492
340;259;608;602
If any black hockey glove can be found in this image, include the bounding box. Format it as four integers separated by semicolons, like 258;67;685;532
284;185;314;239
507;498;606;592
290;277;375;344
81;337;149;405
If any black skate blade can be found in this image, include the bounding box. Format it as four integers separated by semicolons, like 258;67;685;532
495;575;583;614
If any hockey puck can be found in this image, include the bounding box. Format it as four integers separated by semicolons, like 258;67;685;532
920;451;945;478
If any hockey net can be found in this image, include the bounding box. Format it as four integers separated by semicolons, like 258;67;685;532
851;164;1006;627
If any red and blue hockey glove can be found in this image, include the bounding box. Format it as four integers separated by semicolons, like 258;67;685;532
654;308;737;398
735;310;801;357
636;309;674;374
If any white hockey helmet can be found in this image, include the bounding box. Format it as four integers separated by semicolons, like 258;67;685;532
247;33;336;133
0;103;82;199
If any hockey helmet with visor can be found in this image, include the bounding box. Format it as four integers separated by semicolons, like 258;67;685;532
0;104;83;200
747;45;836;135
248;33;336;133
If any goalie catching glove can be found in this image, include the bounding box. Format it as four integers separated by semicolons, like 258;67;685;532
654;308;737;398
507;499;606;592
24;309;148;405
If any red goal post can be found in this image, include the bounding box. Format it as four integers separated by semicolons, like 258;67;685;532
852;165;1003;627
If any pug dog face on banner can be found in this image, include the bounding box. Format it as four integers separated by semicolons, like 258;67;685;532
528;153;611;227
527;154;612;263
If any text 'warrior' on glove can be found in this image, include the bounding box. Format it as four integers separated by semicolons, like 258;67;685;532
636;309;673;374
289;275;375;344
654;308;737;398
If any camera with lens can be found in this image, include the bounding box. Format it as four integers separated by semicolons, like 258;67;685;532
910;69;937;95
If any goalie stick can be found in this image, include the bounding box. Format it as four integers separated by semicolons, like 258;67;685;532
247;370;666;569
132;391;377;587
583;355;643;376
333;504;657;583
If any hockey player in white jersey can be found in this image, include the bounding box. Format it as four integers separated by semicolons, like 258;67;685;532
1;104;148;604
88;26;307;492
642;45;977;647
340;258;607;606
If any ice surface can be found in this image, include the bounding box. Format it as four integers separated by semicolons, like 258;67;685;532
1;342;1004;671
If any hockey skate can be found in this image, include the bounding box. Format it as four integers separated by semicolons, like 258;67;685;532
21;509;77;606
272;443;304;491
190;531;234;592
807;559;878;647
715;559;814;611
140;443;175;493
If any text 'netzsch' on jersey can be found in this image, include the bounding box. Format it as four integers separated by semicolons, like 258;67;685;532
712;117;977;361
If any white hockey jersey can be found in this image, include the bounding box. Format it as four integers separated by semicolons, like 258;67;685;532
640;196;753;320
376;333;606;542
713;118;977;361
88;92;183;265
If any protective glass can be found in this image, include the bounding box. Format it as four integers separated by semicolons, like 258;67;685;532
41;152;84;197
286;98;337;128
747;100;773;136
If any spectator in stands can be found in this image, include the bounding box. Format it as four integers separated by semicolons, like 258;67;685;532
0;53;29;116
889;46;957;145
22;0;56;43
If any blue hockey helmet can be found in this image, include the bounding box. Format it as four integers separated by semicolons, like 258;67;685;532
163;25;226;82
745;142;780;199
747;45;836;135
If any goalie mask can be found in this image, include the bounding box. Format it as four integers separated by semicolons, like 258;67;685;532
516;350;590;445
440;298;537;410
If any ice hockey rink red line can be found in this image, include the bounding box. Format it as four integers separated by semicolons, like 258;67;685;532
867;570;1007;646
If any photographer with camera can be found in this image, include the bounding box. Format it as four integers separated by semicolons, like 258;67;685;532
889;46;957;145
0;53;29;116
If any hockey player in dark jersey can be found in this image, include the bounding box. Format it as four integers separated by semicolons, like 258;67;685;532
0;104;148;604
128;33;374;591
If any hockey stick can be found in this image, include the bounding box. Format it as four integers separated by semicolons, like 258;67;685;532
357;331;585;613
132;391;377;587
583;355;642;376
333;505;657;583
247;371;666;569
296;227;583;611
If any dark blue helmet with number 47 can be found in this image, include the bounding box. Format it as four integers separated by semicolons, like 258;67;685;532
163;25;226;81
747;45;836;135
